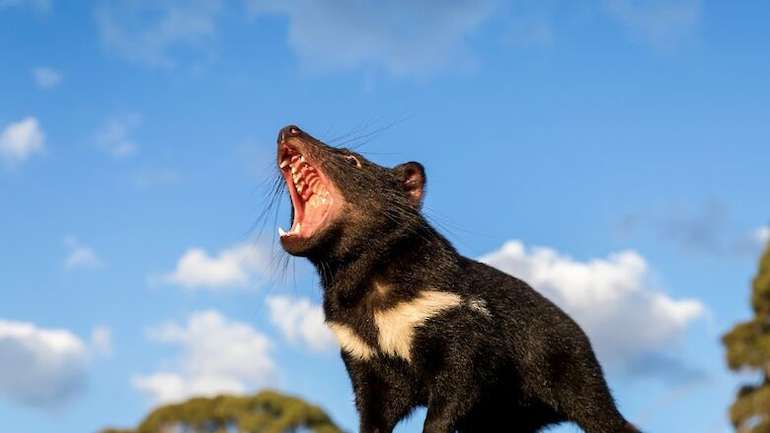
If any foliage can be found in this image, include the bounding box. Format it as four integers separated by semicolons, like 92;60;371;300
723;241;770;433
98;389;345;433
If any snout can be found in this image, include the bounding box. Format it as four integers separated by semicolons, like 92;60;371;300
277;125;304;144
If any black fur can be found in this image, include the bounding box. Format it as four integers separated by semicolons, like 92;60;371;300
275;126;640;433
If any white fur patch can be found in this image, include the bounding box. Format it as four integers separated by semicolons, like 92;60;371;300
374;290;463;362
327;322;376;361
467;298;491;317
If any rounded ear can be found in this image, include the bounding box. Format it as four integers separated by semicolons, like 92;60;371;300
393;161;426;208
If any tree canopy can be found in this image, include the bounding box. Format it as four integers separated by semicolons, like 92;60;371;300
723;241;770;433
98;389;345;433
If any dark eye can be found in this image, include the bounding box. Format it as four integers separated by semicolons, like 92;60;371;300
344;155;362;168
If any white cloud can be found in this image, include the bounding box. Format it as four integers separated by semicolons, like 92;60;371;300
604;0;701;50
266;296;335;352
94;115;141;158
0;319;88;407
755;225;770;246
479;240;705;378
0;0;50;13
64;236;103;270
246;0;495;76
95;0;224;68
160;243;270;291
133;310;274;404
32;67;62;89
0;117;45;166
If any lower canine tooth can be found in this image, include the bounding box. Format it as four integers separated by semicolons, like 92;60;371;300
278;227;287;236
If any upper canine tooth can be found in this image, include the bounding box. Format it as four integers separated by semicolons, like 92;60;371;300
300;155;306;163
279;160;289;168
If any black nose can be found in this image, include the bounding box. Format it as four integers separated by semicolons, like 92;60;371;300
277;125;303;143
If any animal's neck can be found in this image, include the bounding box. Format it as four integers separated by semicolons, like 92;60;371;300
314;222;460;311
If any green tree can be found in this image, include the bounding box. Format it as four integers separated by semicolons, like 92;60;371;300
99;389;345;433
723;241;770;433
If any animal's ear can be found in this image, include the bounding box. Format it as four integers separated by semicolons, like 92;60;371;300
393;161;426;208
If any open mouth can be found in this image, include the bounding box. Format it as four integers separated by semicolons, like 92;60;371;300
278;145;336;240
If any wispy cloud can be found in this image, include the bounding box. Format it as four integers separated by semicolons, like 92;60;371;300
32;67;62;89
90;325;113;356
157;243;270;291
64;236;103;270
94;114;141;158
94;0;224;68
131;168;182;189
91;0;704;75
0;117;45;167
503;18;554;48
618;200;769;257
245;0;496;76
656;200;727;254
93;0;495;75
0;0;50;13
480;240;705;383
132;310;274;404
604;0;701;50
266;295;335;352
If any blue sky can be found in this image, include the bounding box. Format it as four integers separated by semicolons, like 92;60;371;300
1;1;769;433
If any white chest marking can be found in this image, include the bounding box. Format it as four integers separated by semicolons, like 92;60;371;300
374;290;463;362
327;322;376;361
326;290;464;363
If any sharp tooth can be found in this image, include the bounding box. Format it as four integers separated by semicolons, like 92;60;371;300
297;183;304;193
279;160;289;168
295;223;301;233
278;227;287;236
300;155;306;163
291;166;297;175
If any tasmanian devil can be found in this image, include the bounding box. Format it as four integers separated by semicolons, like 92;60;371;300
274;125;640;433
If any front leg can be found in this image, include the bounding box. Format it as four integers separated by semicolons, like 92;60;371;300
342;353;414;433
422;356;480;433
